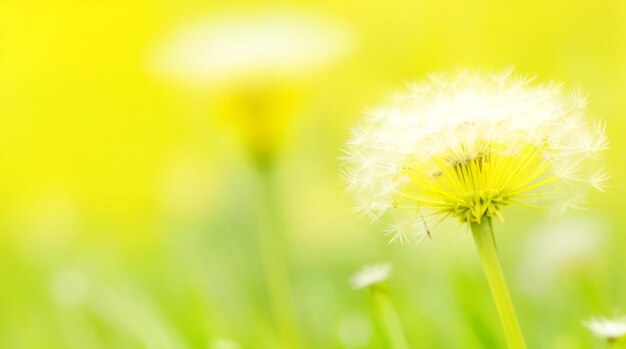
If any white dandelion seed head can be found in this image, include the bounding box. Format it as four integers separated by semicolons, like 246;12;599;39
349;262;392;289
342;69;608;241
583;316;626;341
150;10;354;86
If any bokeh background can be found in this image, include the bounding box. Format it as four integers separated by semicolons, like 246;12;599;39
1;1;625;348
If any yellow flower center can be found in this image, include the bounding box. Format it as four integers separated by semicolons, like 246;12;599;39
397;140;556;224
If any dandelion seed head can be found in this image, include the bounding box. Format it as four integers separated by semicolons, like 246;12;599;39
343;69;608;241
349;263;391;289
151;10;354;86
583;316;626;341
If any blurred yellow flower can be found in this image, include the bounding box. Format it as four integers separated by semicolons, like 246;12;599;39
151;10;355;162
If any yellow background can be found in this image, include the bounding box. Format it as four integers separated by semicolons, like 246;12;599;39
1;1;625;348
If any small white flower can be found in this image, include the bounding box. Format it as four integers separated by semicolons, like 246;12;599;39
350;263;392;289
583;316;626;341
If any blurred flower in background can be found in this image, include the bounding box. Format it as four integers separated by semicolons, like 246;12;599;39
350;262;391;289
350;263;409;349
151;9;356;349
151;10;353;86
583;316;626;343
150;9;355;163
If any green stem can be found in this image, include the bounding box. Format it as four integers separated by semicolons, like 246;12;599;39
257;167;303;349
470;218;526;349
371;287;410;349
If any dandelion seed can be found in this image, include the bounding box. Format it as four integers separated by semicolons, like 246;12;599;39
583;316;626;342
343;69;608;242
590;168;611;192
571;87;589;110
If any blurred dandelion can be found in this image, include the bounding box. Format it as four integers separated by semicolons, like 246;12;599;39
151;10;352;86
152;9;354;349
151;9;354;164
343;69;609;349
583;316;626;345
350;262;391;289
350;263;408;349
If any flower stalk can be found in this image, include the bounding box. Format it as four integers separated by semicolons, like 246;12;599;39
371;286;410;349
470;218;526;349
257;166;303;349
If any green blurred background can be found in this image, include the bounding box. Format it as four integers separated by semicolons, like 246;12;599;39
1;1;625;348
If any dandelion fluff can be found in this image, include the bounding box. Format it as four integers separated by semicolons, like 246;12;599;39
343;70;608;243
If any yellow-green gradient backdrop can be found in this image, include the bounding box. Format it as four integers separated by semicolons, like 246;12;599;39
1;1;625;348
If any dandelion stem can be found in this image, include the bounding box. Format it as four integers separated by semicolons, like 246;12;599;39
371;287;410;349
257;167;303;349
470;218;526;349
